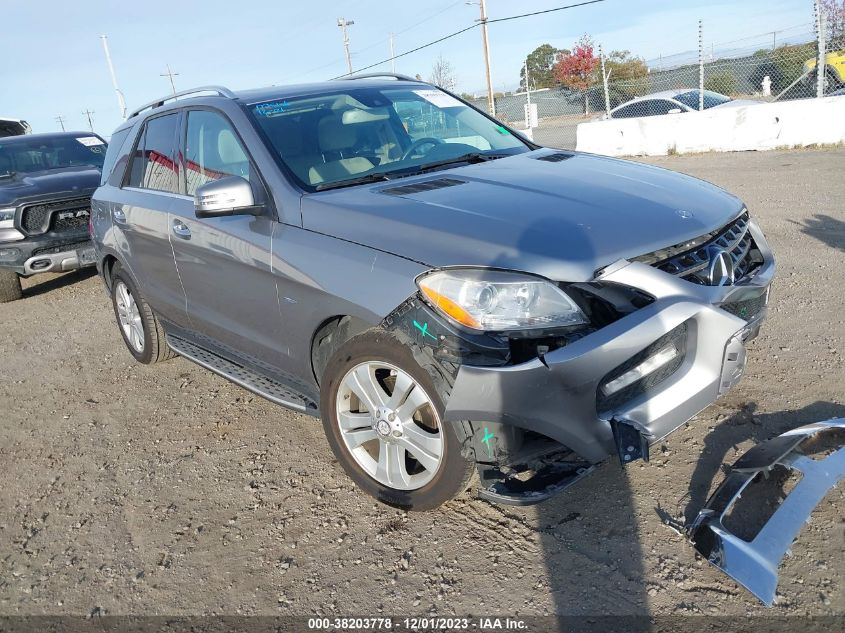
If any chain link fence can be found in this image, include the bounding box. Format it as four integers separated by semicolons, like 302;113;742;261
470;21;843;150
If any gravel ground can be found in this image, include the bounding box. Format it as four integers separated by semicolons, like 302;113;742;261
0;149;843;620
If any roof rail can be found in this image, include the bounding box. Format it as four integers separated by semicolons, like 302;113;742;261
127;85;237;119
338;73;420;82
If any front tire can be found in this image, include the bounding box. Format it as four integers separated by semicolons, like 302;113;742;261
110;264;175;364
0;269;22;303
319;329;474;511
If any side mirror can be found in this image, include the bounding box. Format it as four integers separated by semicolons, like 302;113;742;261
668;108;682;114
194;176;261;218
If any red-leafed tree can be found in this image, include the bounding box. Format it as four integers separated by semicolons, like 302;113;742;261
553;35;599;114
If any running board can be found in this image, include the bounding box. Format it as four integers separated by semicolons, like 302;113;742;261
166;335;314;413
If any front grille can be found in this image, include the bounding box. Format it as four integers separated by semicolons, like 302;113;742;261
633;211;762;285
596;322;688;413
720;291;768;322
20;197;91;235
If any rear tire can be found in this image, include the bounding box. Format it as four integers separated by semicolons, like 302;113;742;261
0;269;22;303
110;264;175;364
319;329;474;511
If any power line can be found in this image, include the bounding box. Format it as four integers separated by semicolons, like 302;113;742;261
486;0;605;24
353;0;465;57
290;0;466;81
330;0;605;79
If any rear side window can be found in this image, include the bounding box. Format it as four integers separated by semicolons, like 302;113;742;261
184;110;250;196
99;128;131;186
649;100;680;116
126;113;180;193
612;102;650;119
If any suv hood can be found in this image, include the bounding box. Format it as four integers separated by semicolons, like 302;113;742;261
0;166;101;206
301;151;745;282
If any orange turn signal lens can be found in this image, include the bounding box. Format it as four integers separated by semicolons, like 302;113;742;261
419;286;482;329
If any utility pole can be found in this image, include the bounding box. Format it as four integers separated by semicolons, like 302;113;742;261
389;32;396;73
160;64;179;97
698;20;704;111
337;18;355;75
100;35;127;120
476;0;496;116
82;109;95;132
599;44;611;117
55;116;66;132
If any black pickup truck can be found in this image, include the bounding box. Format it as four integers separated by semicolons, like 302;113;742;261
0;132;107;302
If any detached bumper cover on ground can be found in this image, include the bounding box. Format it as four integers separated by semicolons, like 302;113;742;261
689;419;845;606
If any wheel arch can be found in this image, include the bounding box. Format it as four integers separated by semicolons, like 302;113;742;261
100;253;120;290
310;315;372;386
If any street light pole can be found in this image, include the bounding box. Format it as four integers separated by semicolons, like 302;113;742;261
100;35;127;120
55;116;66;132
390;32;396;73
337;18;355;75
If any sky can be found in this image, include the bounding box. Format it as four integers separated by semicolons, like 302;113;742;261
1;0;816;137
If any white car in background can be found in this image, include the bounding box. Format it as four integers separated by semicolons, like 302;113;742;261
607;89;761;119
0;118;32;137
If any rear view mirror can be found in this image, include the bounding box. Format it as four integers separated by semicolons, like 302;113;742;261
194;176;261;218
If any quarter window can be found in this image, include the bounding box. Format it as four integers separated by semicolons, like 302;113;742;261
184;110;250;196
126;114;179;193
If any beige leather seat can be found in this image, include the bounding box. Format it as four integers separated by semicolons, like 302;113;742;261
308;116;373;185
274;127;318;184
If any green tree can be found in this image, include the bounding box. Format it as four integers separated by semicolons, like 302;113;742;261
520;44;563;90
705;70;738;95
604;50;648;82
601;50;650;107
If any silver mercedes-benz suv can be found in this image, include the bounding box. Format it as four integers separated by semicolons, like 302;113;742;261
91;76;774;510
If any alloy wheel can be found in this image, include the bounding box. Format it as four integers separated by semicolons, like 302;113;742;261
115;281;144;353
336;361;444;491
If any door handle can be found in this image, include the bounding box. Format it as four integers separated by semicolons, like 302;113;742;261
113;208;127;224
172;220;191;239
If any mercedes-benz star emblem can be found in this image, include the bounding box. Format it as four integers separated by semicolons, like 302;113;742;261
707;247;735;286
676;209;694;219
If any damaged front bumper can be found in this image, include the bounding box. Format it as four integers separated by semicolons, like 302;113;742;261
443;237;775;467
688;419;845;606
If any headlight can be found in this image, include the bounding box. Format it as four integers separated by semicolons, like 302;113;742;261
0;208;15;230
417;268;587;331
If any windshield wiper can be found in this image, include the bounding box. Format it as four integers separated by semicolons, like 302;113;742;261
314;172;394;192
313;152;509;191
407;152;507;175
0;171;15;180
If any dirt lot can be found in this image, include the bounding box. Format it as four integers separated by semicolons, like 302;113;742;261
1;150;843;622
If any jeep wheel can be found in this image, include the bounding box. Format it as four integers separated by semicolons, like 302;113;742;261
110;265;175;364
319;330;474;511
0;269;22;303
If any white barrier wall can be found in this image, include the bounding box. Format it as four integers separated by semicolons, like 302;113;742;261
576;96;845;157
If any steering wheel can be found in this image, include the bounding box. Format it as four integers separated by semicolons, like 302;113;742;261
401;137;444;160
